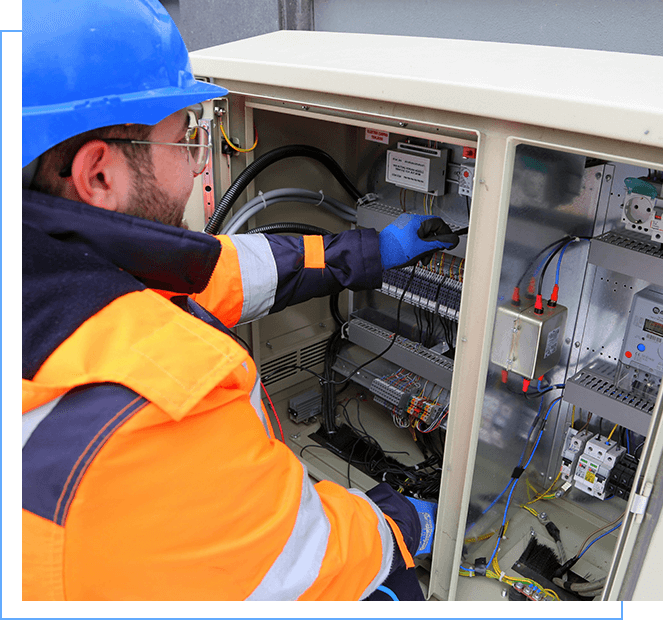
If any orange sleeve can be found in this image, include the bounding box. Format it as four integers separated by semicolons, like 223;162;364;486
192;235;243;327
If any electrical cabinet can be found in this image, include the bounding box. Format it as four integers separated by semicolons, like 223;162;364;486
189;32;663;601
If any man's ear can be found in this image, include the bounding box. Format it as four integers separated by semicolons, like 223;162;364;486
68;140;129;211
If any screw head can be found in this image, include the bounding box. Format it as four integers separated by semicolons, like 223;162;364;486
290;433;301;440
605;174;612;181
501;588;508;598
574;341;581;348
398;121;407;127
214;106;224;117
301;105;309;111
595;172;602;180
266;341;273;349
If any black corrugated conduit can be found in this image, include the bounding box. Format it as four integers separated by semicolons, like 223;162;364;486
204;145;363;235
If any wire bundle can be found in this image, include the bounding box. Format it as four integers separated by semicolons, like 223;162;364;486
371;370;449;432
332;398;444;499
406;395;449;431
421;251;465;282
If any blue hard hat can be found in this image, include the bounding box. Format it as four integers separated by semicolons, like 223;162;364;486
22;0;228;167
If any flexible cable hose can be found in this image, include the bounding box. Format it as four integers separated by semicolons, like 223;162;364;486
245;222;331;236
204;145;363;234
221;188;356;234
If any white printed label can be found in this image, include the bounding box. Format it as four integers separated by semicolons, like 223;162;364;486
386;150;430;192
544;327;561;359
365;128;389;144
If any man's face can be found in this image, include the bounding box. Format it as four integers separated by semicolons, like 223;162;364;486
120;110;197;228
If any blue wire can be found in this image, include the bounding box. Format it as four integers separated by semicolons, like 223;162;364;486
537;378;566;393
524;397;563;470
478;398;546;520
555;240;576;285
376;585;399;600
460;565;475;573
626;430;631;454
533;247;560;277
486;396;563;566
487;479;518;565
577;523;623;559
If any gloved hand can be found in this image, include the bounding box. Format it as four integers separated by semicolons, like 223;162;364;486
405;496;438;555
378;213;460;271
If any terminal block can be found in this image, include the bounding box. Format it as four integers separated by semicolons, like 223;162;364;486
606;453;639;501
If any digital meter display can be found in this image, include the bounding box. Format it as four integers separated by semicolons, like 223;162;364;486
644;318;663;338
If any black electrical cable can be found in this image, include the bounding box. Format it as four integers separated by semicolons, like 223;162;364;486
335;398;442;499
330;265;418;388
321;328;344;433
245;222;331;236
516;236;573;292
204;145;363;234
535;236;592;297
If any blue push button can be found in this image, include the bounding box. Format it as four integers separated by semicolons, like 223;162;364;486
637;343;646;352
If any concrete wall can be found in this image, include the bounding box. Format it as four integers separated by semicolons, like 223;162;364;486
162;0;663;56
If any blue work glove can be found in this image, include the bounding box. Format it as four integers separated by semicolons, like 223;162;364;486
405;496;438;555
378;214;460;271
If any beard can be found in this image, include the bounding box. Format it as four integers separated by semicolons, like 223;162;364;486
120;161;189;229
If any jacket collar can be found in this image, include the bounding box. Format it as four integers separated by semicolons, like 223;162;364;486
23;190;221;294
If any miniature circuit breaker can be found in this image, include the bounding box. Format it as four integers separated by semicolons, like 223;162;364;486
573;436;626;500
560;427;594;482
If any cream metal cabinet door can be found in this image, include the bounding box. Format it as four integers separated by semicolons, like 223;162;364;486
190;32;663;601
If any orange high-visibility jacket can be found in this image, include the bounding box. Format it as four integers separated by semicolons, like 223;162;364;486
22;191;417;600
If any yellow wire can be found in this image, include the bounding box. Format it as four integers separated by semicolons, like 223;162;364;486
525;471;561;506
521;504;539;517
571;405;576;427
607;423;619;441
489;556;560;600
219;121;258;153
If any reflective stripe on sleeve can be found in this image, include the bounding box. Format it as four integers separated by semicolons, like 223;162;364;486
227;234;278;324
249;374;270;437
22;396;64;448
247;465;331;601
303;235;325;269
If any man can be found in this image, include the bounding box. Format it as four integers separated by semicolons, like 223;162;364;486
22;0;458;600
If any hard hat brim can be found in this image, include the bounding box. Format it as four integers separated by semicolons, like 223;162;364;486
23;80;229;167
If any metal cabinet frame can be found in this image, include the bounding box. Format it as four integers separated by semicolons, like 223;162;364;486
191;32;663;600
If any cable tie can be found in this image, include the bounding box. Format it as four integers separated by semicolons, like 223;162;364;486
499;571;506;582
316;190;325;206
258;190;267;210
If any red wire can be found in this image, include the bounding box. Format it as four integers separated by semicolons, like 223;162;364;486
260;380;285;442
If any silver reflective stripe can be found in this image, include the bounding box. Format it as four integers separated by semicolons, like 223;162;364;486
348;488;395;600
22;395;64;448
228;234;277;324
247;465;331;601
249;375;270;436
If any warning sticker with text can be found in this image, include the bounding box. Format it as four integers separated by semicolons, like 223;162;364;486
365;128;390;144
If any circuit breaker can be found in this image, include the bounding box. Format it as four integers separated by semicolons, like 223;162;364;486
573;436;626;499
189;31;663;602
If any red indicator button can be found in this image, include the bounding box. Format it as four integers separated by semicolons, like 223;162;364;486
463;171;470;177
625;351;633;358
